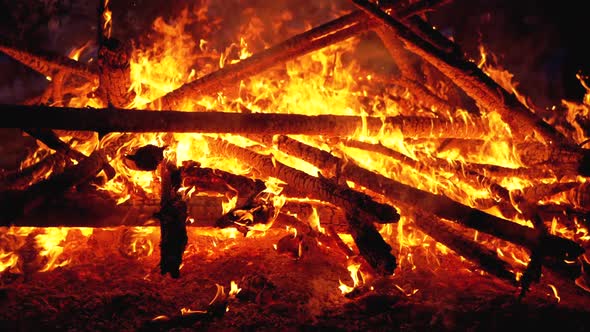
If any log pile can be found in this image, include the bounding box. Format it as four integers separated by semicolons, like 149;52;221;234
0;0;589;300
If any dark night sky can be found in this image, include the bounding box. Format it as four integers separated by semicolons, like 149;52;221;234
427;0;590;107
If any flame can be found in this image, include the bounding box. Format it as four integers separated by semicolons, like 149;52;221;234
338;261;362;295
68;41;92;61
5;2;590;300
102;0;113;39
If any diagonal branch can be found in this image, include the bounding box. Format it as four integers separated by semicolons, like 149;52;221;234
145;0;451;110
0;41;98;82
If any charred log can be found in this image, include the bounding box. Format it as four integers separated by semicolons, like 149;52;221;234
0;153;68;190
180;161;266;199
346;211;397;275
96;38;136;108
155;161;188;278
0;104;495;139
205;137;399;225
411;209;518;285
0;41;98;82
269;135;583;260
22;128;116;179
0;150;108;226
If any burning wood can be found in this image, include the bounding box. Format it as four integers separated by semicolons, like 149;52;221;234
0;41;98;82
0;150;109;225
155;160;187;278
1;0;590;317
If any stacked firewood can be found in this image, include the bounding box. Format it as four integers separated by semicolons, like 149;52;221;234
0;0;589;298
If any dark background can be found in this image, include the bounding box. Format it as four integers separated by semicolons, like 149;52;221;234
426;0;590;107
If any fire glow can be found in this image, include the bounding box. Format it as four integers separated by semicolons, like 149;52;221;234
1;0;590;324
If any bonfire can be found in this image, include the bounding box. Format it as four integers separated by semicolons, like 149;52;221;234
0;0;589;330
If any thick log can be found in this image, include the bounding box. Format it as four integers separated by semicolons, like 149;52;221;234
22;128;116;179
0;153;69;190
0;41;98;82
0;104;491;139
0;150;108;226
96;38;136;108
411;209;518;285
205;137;400;225
346;211;397;275
3;188;349;231
519;182;579;203
269;135;583;260
155;161;188;278
333;138;512;203
351;0;590;175
146;0;451;110
180;161;266;199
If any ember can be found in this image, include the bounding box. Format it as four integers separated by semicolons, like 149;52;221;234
1;0;590;330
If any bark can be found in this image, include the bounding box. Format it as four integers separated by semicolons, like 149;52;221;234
205;137;400;225
22;128;116;179
0;150;108;226
146;0;451;110
4;189;349;230
519;182;579;203
0;104;382;135
325;137;511;203
96;38;136;108
411;209;518;285
0;41;98;82
346;211;397;276
155;161;188;278
269;135;583;260
0;153;69;190
180;161;266;199
1;104;495;139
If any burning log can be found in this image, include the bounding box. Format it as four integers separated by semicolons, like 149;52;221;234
155;161;188;278
214;191;277;235
96;38;136;108
0;153;68;190
146;0;451;110
333;137;512;203
0;149;109;226
180;161;266;199
267;135;583;260
518;182;580;203
0;41;98;82
351;0;590;176
22;128;116;179
411;209;518;285
205;137;399;275
205;137;399;224
346;211;397;275
0;104;495;140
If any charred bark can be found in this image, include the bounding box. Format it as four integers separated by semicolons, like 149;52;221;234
411;209;518;285
155;161;188;278
269;135;583;260
0;41;98;82
0;150;108;226
96;38;136;108
205;137;399;225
